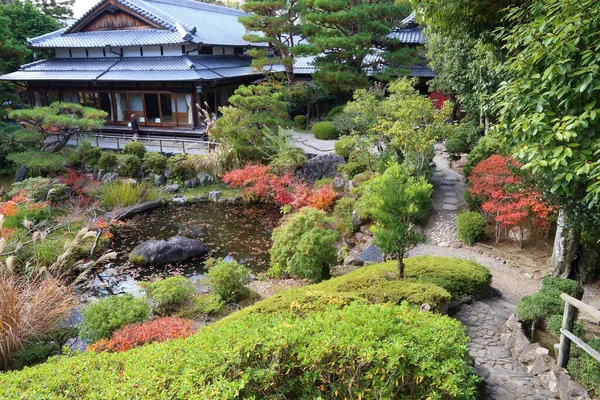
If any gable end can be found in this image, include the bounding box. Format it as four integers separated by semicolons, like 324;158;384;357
69;0;167;33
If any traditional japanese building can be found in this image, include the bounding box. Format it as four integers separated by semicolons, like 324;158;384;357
0;0;269;131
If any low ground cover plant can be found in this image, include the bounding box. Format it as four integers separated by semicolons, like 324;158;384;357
457;211;487;245
0;303;478;399
205;258;250;303
79;295;151;342
141;276;195;315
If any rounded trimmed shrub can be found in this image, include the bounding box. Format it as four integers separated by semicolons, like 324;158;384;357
334;135;356;159
404;256;492;300
117;154;142;177
142;276;195;315
325;105;345;121
143;152;167;175
293;115;306;128
312;121;340;140
79;295;151;342
123;141;146;159
205;259;251;303
457;211;487;245
97;152;118;171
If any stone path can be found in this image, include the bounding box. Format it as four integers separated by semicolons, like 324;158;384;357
457;299;559;399
426;143;466;247
288;130;336;155
420;143;559;399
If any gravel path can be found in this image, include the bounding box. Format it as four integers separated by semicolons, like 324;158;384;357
410;143;542;304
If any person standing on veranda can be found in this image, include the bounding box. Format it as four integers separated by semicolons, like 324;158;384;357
130;113;139;141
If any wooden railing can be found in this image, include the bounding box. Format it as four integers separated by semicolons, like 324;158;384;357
557;293;600;368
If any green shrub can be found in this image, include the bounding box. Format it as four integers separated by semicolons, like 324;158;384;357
97;152;118;171
269;207;339;281
167;154;193;182
464;134;506;179
0;123;42;168
293;115;306;128
0;303;478;399
546;314;585;337
79;295;151;342
76;140;102;167
10;327;76;371
142;276;195;315
311;121;340;140
123;141;146;159
2;202;52;229
205;259;251;303
313;177;333;188
117;154;142;177
445;137;468;158
333;196;357;235
517;277;582;323
195;294;225;316
445;122;480;158
404;256;492;299
334;135;356;159
569;339;600;395
143;152;168;175
457;211;487;245
99;181;154;209
7;151;72;177
325;105;345;121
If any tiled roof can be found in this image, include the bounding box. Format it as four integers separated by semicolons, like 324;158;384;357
388;26;425;45
0;55;264;82
29;0;257;48
30;29;189;48
293;55;435;78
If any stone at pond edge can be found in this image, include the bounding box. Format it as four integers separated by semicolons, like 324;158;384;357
154;173;167;186
360;244;384;264
109;198;166;221
102;172;119;183
172;195;187;204
129;236;209;266
185;178;199;189
208;191;221;202
65;337;87;353
300;154;345;182
196;172;213;185
165;184;180;193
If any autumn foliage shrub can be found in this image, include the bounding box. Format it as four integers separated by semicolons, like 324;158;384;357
468;155;554;243
88;317;195;353
222;165;336;210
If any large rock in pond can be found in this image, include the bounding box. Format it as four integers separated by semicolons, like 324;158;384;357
300;154;345;182
129;236;208;266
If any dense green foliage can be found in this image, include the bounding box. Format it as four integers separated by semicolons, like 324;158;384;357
117;154;142;177
97;152;118;171
569;339;600;396
10;327;76;371
0;123;42;168
75;140;102;167
296;0;415;92
463;133;506;179
516;277;582;323
358;163;432;276
122;141;146;159
166;153;194;182
333;135;355;159
445;121;481;158
79;295;151;342
7;150;72;176
0;303;477;399
293;114;306;128
142;152;168;175
212;84;290;161
311;121;339;140
270;207;339;281
142;276;195;315
403;256;492;299
457;211;487;245
205;259;251;304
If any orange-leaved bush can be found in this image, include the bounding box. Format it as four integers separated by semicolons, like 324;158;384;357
468;155;554;242
88;317;195;353
223;165;336;210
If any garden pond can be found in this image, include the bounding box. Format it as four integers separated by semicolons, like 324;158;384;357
79;202;281;297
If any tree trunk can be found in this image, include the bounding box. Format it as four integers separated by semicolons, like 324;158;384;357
551;209;581;278
484;115;490;135
397;256;405;279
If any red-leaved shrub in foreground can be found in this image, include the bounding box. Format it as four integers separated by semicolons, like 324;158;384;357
223;165;336;210
88;317;195;353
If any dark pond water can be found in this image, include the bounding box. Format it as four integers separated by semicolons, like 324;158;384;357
82;203;281;297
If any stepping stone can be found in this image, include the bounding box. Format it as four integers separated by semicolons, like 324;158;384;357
438;241;449;247
442;204;460;211
443;197;459;205
450;242;462;249
440;182;455;187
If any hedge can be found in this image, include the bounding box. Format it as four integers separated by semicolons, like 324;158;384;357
404;256;492;300
0;304;478;399
311;121;340;140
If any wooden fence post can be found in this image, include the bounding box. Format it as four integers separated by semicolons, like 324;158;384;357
558;301;576;368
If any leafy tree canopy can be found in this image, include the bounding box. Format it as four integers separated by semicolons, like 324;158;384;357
240;0;303;82
295;0;415;93
33;0;74;19
11;102;107;152
212;84;290;161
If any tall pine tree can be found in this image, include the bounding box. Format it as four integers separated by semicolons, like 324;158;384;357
240;0;303;83
296;0;414;93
